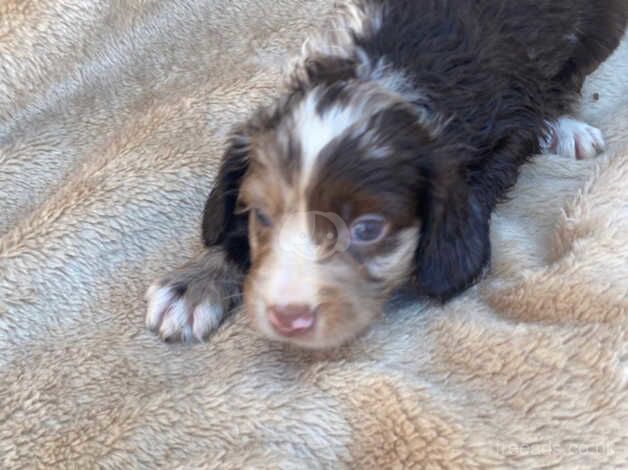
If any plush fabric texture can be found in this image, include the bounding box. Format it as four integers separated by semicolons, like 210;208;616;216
0;1;626;468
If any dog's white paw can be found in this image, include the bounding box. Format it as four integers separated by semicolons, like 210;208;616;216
542;116;606;160
145;254;242;342
145;284;225;342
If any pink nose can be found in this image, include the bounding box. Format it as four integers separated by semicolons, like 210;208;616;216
267;304;316;336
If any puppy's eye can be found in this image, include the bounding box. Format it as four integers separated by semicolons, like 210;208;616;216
254;208;273;228
350;215;388;244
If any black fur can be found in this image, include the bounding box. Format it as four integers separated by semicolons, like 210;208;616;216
202;131;251;269
203;0;627;301
349;0;625;299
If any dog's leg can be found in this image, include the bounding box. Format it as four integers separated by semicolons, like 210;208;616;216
145;247;244;342
541;116;606;160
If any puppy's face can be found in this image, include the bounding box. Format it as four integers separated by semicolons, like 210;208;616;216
237;84;430;348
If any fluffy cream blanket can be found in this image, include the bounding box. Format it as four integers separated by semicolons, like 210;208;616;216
1;1;626;468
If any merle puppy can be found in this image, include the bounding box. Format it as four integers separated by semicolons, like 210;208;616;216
146;0;627;348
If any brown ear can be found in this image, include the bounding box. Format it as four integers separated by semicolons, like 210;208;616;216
201;131;251;268
414;168;491;301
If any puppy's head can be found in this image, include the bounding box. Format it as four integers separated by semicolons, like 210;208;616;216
205;79;489;349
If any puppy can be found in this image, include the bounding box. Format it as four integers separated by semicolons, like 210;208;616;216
146;0;627;348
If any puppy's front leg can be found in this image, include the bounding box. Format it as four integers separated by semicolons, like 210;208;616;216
145;247;243;342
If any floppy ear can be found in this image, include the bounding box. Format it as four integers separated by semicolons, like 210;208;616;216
414;167;491;301
202;131;251;268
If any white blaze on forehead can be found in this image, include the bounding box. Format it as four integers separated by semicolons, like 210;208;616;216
264;211;321;306
293;91;363;186
290;80;437;179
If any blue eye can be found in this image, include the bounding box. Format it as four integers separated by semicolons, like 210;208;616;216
254;208;272;227
350;215;388;244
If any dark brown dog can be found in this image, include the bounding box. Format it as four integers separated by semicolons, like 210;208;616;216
147;0;627;348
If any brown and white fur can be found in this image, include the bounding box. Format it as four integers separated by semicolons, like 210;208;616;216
146;0;627;348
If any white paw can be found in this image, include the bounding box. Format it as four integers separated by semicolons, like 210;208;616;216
145;283;225;342
542;116;606;160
